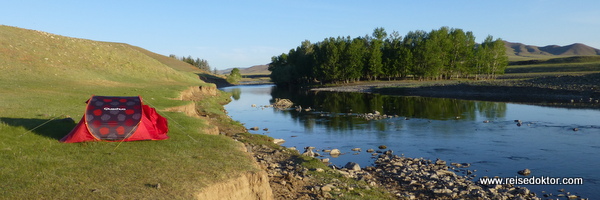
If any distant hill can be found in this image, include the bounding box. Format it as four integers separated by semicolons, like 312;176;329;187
218;64;269;75
505;41;600;60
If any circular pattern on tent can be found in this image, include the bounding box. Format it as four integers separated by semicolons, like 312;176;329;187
85;96;142;140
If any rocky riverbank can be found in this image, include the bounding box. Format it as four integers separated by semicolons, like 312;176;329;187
312;73;600;108
239;137;561;199
216;75;597;199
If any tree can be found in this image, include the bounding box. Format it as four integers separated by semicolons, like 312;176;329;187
313;37;342;83
268;54;293;85
342;37;365;82
404;30;428;79
227;68;242;84
475;35;508;79
267;26;507;85
487;36;508;78
170;54;211;71
446;28;475;78
383;31;402;80
422;27;450;80
363;31;385;81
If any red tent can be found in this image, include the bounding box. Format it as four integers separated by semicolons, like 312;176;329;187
60;96;168;143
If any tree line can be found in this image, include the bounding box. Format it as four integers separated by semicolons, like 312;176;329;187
268;27;508;85
169;54;212;72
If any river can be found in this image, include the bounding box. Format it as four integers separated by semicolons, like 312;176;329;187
221;84;599;198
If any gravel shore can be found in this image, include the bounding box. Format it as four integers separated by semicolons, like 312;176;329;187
311;73;600;108
243;139;552;199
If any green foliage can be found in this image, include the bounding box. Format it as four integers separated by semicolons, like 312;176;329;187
268;26;508;85
226;68;242;84
170;54;211;72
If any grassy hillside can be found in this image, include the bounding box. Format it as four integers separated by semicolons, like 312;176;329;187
0;25;255;199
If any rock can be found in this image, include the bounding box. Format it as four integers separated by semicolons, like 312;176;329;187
321;184;334;192
517;187;530;195
384;150;393;155
329;149;341;157
315;168;324;172
272;138;285;144
273;98;293;109
433;188;452;194
436;170;456;177
251;104;256;107
351;148;361;151
518;169;531;176
435;158;446;165
572;128;579;131
249;126;259;131
321;158;330;163
378;145;387;149
302;147;316;157
344;162;361;171
366;148;375;153
263;128;269;131
483;120;490;123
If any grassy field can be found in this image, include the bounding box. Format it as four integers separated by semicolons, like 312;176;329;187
0;26;256;199
502;55;600;78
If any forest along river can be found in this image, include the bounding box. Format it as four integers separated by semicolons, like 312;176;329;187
221;84;599;198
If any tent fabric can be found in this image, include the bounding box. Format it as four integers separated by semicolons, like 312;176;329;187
60;96;169;143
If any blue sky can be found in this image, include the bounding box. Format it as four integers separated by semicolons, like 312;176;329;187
2;0;599;69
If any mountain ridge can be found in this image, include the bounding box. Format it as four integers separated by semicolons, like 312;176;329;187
217;64;269;75
504;41;600;59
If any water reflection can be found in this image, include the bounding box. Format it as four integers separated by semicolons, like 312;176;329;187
230;88;242;100
269;86;507;131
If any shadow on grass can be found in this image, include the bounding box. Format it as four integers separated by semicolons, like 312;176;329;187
197;73;234;88
0;117;76;140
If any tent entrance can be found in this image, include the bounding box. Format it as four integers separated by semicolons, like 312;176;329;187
85;96;142;140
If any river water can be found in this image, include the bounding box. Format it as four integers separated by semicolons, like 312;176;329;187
221;84;599;198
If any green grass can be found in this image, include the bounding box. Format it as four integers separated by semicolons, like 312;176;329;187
0;25;255;199
506;62;600;74
504;56;600;78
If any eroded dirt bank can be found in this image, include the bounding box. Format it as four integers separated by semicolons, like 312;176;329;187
167;85;274;199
